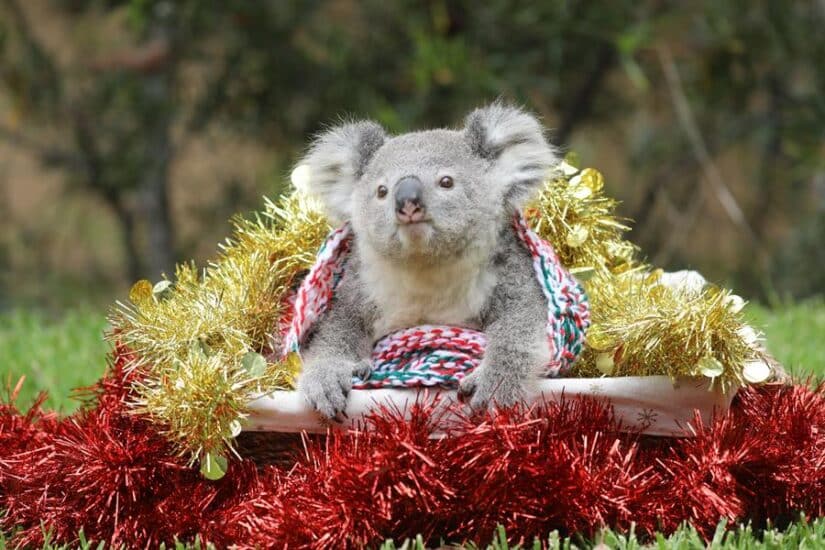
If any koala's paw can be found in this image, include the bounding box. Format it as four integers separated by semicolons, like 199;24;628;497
458;368;527;411
298;363;353;421
351;359;373;380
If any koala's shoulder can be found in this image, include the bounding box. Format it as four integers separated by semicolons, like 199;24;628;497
490;224;531;269
327;242;378;320
485;225;544;313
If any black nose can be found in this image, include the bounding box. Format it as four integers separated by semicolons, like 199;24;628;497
394;176;425;219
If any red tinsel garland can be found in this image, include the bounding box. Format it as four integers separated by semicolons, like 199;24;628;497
1;348;823;549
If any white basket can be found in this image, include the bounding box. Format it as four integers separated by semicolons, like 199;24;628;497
246;375;737;437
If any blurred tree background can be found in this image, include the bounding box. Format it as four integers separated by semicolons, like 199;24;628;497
0;0;823;312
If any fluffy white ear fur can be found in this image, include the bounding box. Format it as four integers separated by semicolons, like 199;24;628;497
298;121;386;223
464;103;558;211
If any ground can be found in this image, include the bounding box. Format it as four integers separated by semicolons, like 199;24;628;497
0;301;823;548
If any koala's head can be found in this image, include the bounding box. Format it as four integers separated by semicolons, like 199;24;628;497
298;103;557;263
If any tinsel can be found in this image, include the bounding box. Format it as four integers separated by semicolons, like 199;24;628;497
109;156;757;462
0;354;257;548
528;163;638;276
1;357;822;548
528;159;755;391
572;272;752;390
0;382;58;490
109;193;328;462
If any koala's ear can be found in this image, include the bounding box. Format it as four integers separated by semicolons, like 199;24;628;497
464;103;557;211
297;121;387;223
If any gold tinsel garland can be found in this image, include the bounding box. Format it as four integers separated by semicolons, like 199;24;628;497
110;193;329;467
526;159;755;390
110;158;756;468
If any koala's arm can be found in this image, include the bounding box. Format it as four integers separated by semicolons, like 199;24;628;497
460;230;548;409
297;265;374;419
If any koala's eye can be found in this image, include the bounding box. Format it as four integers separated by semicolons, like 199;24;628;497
376;185;388;199
438;175;454;189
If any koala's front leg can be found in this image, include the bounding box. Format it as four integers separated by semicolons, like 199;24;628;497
459;251;549;410
297;282;372;421
459;319;547;410
298;355;371;421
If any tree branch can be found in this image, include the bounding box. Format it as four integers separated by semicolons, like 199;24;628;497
1;0;63;104
749;74;785;240
555;43;616;145
630;155;696;237
179;47;243;145
0;125;83;170
653;187;707;266
656;46;768;263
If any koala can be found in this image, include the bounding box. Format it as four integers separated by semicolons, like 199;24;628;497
296;103;559;420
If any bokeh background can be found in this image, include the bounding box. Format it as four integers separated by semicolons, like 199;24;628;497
1;0;823;314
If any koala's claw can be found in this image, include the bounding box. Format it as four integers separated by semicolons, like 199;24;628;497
298;365;353;422
458;369;525;411
457;373;477;401
351;360;373;380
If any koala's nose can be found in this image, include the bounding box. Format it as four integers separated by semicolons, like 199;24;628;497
394;176;425;223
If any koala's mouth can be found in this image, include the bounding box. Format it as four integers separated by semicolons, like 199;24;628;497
395;219;434;245
396;218;432;230
395;213;432;227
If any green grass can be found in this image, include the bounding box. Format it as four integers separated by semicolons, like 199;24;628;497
0;309;110;413
384;517;825;549
2;517;823;549
745;300;825;379
381;517;825;549
0;301;822;549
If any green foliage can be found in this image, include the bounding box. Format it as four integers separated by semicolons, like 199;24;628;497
376;516;825;549
746;299;825;379
0;528;216;550
0;309;109;412
1;1;823;302
1;518;824;550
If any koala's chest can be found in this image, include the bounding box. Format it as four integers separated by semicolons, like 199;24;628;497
362;259;498;338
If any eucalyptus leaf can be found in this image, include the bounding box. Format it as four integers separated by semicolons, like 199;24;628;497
196;338;212;357
200;452;228;481
242;351;267;376
570;266;597;283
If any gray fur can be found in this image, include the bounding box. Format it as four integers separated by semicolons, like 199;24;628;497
300;121;387;223
458;225;549;408
296;103;558;419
